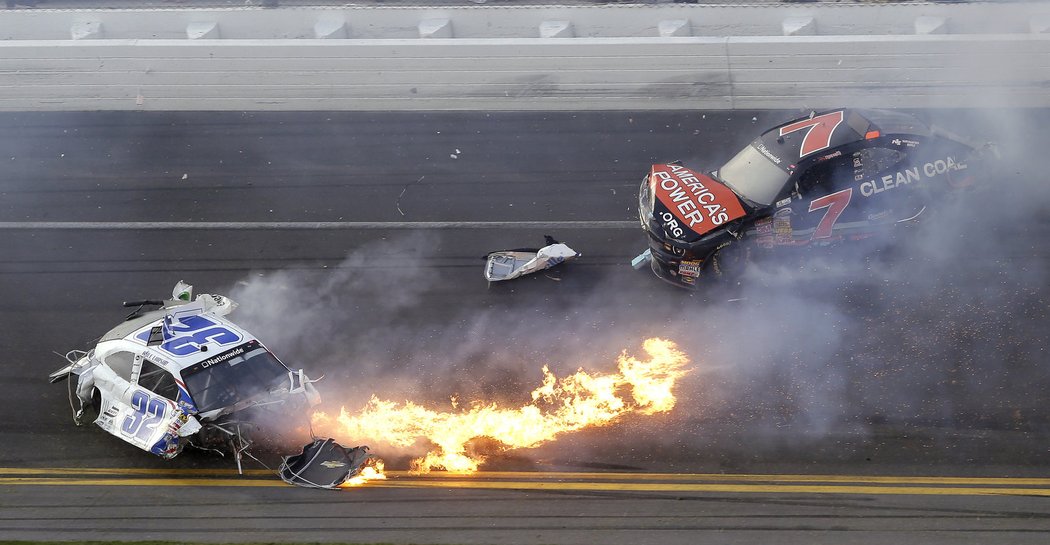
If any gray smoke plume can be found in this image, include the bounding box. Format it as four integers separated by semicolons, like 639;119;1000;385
222;107;1049;471
645;107;1050;468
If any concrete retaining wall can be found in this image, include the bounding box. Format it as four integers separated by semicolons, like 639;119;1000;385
2;4;1047;39
0;4;1047;110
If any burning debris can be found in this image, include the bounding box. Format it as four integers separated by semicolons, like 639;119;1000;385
278;438;379;489
312;337;690;474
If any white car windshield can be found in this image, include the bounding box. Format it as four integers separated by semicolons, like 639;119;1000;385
182;341;290;413
717;144;791;206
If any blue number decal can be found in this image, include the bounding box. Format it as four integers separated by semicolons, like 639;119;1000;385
162;326;241;356
121;391;147;436
136;315;242;356
121;391;168;442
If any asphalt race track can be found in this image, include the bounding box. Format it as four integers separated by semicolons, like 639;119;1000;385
1;110;1049;544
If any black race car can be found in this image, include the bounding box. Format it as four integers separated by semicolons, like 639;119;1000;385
636;108;993;288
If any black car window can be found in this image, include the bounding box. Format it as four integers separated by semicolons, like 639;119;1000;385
795;155;855;195
854;147;908;180
139;359;179;402
182;342;290;413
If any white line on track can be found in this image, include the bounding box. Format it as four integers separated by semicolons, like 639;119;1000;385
0;221;638;230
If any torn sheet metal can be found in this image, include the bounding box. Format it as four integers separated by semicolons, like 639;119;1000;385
49;280;321;466
484;236;580;281
279;438;372;489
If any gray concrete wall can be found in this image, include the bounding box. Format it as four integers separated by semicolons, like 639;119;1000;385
2;4;1047;39
0;3;1047;111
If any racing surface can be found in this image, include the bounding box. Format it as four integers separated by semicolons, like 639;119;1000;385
2;110;1050;544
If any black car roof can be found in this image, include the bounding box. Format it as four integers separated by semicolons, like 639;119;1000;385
754;108;933;166
855;108;932;137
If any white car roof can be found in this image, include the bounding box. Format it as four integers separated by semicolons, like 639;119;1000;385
99;304;262;373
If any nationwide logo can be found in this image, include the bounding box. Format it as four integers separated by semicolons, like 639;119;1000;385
200;346;246;369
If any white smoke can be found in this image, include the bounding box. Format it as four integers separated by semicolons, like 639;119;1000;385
218;106;1049;470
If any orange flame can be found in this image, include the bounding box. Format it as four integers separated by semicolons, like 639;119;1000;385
341;459;387;487
314;337;689;474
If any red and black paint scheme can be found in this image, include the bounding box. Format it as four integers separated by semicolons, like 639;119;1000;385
638;108;993;288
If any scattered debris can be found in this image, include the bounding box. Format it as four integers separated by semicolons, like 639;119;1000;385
396;175;425;216
484;235;580;282
279;438;373;490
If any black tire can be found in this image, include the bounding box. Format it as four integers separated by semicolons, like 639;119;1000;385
710;244;749;284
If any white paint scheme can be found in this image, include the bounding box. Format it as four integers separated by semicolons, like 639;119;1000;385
60;284;321;459
73;342;201;457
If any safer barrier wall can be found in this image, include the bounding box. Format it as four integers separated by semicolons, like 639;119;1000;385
0;4;1047;111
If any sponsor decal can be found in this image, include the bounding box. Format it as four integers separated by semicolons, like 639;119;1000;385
773;208;794;245
754;216;774;236
97;405;118;429
143;351;175;369
320;460;347;469
650;164;746;237
200;346;246;369
755;141;783;165
859;156;966;198
182;340;263;379
891;138;920;148
678;260;702;278
776;197;792;208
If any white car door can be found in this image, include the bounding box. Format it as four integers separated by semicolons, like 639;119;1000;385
94;352;196;457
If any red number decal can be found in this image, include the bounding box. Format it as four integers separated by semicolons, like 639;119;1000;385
779;111;845;158
808;188;852;239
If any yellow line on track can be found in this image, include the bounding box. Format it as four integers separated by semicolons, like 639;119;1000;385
373;480;1050;496
0;467;274;477
2;469;1050;496
389;472;1050;486
0;477;277;487
3;468;1050;486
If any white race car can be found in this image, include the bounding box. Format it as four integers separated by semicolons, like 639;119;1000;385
49;281;322;470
